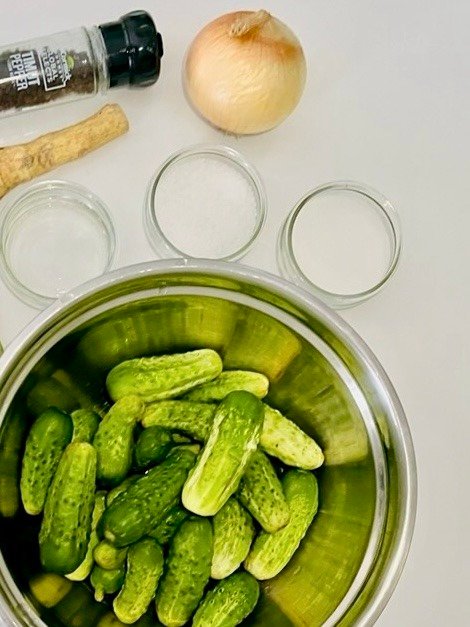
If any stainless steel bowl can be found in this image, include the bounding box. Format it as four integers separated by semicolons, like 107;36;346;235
0;260;416;626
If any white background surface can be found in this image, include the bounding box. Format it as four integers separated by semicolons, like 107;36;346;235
0;1;469;625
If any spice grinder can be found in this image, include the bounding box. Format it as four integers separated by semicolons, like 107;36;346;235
0;260;416;626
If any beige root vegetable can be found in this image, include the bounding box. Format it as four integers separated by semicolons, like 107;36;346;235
184;10;307;135
0;103;129;199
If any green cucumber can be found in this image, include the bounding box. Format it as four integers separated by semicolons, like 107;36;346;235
106;349;223;403
134;426;173;469
94;540;128;570
238;450;290;533
0;409;28;518
156;517;213;627
184;370;269;401
262;405;324;470
102;447;196;547
148;505;189;545
141;401;215;441
39;442;97;575
90;564;126;602
182;391;263;516
66;491;106;581
193;572;260;627
97;610;154;626
106;475;139;507
93;396;144;486
245;470;319;580
29;573;73;609
211;497;255;580
143;400;324;470
26;378;78;416
20;407;73;515
113;538;164;624
71;409;100;443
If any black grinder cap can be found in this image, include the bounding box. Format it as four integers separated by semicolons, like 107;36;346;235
99;10;164;88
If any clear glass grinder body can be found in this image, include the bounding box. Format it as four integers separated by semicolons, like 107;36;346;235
0;10;163;118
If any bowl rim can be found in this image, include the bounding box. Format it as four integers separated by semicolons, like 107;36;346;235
0;259;417;627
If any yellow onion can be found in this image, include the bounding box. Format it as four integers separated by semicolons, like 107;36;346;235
183;10;307;135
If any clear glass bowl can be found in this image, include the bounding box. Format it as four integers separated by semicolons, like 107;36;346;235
144;145;267;261
278;181;401;309
0;180;116;309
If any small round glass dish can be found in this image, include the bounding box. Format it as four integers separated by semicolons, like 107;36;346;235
144;145;267;261
0;180;116;309
278;181;401;309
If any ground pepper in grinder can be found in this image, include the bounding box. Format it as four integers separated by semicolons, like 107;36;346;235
0;11;163;117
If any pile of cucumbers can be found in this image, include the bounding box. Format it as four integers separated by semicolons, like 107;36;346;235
20;349;324;626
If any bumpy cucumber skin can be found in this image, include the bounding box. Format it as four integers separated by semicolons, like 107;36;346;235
134;426;173;469
90;564;126;602
148;505;189;545
20;408;73;516
211;497;255;580
141;401;215;441
39;442;97;575
106;475;139;507
262;405;324;470
193;572;260;627
182;391;264;517
245;470;319;580
113;538;164;624
156;518;213;627
93;396;144;486
94;539;128;570
106;349;223;403
142;400;324;470
238;450;290;533
184;370;269;401
71;409;100;443
66;491;106;581
102;448;196;547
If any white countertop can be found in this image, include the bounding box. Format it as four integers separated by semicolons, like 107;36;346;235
1;1;469;624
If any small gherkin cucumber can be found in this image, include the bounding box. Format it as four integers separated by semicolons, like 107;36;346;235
94;539;128;571
66;491;107;581
102;447;197;547
93;396;145;486
182;391;264;517
90;564;126;602
184;370;269;401
20;407;73;515
29;573;73;609
156;517;213;627
106;349;223;403
142;400;324;470
193;572;260;627
238;450;290;533
245;470;319;580
148;505;189;545
39;442;97;575
106;475;139;507
113;538;164;624
262;405;324;470
142;401;215;440
71;409;100;443
211;497;255;580
134;426;173;469
0;409;28;519
97;611;154;627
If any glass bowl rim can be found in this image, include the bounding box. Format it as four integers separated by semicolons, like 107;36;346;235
0;179;116;310
277;180;402;309
144;143;267;262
